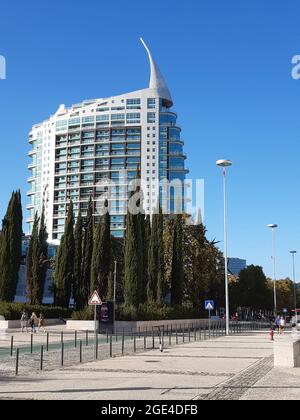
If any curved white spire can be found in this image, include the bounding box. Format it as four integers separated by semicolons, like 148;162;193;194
140;38;173;106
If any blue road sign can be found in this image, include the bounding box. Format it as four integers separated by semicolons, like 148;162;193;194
205;300;215;311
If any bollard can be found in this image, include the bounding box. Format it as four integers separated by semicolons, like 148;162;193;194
30;334;33;354
40;345;44;371
46;332;49;352
15;348;19;376
95;335;99;360
176;328;178;345
10;336;14;357
122;332;125;355
110;335;113;358
134;334;136;353
183;326;185;343
80;340;83;363
61;342;64;367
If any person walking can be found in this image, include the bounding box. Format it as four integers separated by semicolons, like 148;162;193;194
20;310;28;333
275;315;281;334
280;316;286;335
30;312;38;334
38;313;46;333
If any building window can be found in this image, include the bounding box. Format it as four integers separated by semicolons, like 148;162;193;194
147;112;156;124
148;98;156;109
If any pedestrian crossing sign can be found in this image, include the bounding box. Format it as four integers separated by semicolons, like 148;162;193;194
205;301;215;311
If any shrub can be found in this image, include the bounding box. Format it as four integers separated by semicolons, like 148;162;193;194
71;307;94;321
0;302;71;320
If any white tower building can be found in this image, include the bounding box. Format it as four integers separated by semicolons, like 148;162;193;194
27;39;188;244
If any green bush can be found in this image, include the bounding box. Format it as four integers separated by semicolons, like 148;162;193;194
116;303;204;322
70;303;206;322
71;307;94;321
0;302;72;320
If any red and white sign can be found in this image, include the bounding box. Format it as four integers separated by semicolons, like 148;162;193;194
88;291;102;306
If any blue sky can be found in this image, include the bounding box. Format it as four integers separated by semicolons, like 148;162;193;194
0;0;300;280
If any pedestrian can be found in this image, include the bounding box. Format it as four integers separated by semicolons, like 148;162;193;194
280;316;286;335
275;315;281;334
30;312;38;334
20;310;28;333
38;313;46;333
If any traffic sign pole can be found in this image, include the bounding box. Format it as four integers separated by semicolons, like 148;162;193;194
88;291;103;361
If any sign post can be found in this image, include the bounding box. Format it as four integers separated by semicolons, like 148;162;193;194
89;291;103;360
205;301;215;338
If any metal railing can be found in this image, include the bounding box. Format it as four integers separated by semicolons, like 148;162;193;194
1;321;271;377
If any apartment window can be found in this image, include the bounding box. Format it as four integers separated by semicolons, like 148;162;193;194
147;112;156;124
126;113;140;124
148;98;156;109
126;99;141;109
111;114;125;121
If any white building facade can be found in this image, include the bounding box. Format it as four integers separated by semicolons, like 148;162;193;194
27;40;188;243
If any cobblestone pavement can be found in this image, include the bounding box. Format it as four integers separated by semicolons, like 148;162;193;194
198;355;274;400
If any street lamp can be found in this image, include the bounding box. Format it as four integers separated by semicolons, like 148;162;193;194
267;224;278;315
290;251;297;325
216;159;233;336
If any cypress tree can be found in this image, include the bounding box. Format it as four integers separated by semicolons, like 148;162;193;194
54;201;75;307
147;206;165;304
82;197;94;299
124;188;143;307
26;213;39;304
91;200;111;299
26;207;48;305
156;207;165;304
73;211;85;309
171;213;184;305
0;191;23;302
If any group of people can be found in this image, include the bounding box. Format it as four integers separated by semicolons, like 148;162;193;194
20;311;46;333
274;315;286;334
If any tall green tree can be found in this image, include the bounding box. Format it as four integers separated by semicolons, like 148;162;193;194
54;201;75;307
91;200;111;299
82;197;94;299
147;206;165;304
0;191;23;302
26;207;48;304
171;213;184;305
231;265;272;310
124;188;143;307
26;213;39;304
73;211;85;309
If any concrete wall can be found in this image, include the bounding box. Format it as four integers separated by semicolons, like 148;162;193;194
0;319;65;331
66;318;221;332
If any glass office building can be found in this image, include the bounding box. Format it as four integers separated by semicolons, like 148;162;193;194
27;39;188;243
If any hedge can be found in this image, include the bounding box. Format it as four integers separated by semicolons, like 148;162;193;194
71;303;205;322
0;302;72;321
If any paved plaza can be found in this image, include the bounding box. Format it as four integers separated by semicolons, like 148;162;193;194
2;332;297;400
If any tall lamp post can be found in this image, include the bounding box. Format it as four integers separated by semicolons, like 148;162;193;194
290;251;297;325
113;260;117;334
267;224;278;315
216;159;233;336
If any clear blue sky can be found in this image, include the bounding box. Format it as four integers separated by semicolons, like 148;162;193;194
0;0;299;280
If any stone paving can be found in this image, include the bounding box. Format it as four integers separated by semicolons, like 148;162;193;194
0;332;278;400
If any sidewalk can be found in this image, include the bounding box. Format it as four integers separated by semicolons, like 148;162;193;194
0;333;276;400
